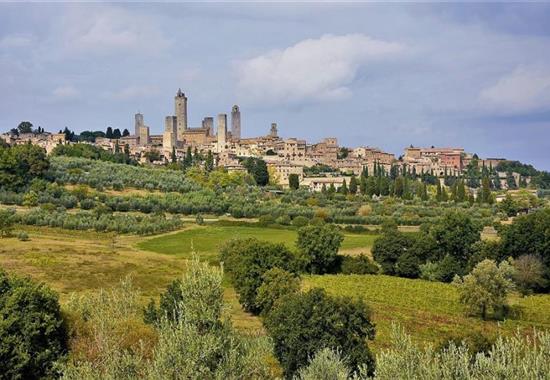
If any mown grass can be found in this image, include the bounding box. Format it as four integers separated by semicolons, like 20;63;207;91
137;225;378;262
304;274;550;352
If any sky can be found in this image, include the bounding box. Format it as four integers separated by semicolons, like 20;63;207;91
1;3;549;170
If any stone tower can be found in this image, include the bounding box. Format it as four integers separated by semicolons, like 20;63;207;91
163;116;177;150
175;88;188;140
270;122;278;138
217;113;227;151
231;105;241;140
202;117;214;136
134;113;144;138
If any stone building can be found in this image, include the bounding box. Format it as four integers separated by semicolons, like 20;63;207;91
231;105;241;140
175;89;188;140
217;114;227;152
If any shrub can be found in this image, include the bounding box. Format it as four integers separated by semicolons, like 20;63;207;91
220;238;297;314
259;214;276;226
395;252;420;278
296;348;351;380
276;215;291;226
264;288;375;378
0;269;68;379
292;216;309;228
339;255;379;275
255;268;300;316
195;213;204;225
0;208;16;237
453;259;515;320
16;231;29;241
296;224;344;274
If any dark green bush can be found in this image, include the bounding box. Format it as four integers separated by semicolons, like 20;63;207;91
339;254;379;275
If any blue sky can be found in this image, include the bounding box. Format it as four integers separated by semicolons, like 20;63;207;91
1;3;549;170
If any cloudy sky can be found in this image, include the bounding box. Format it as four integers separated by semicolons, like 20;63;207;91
1;3;549;169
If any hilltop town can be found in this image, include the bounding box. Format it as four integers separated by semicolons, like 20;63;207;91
0;89;538;192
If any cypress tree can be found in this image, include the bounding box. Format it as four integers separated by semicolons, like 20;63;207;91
349;175;358;195
340;179;348;195
360;174;367;194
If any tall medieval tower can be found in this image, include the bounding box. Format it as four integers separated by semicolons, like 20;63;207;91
231;105;241;140
175;89;187;140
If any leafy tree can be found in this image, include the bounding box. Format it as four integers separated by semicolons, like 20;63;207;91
205;150;214;172
122;128;130;137
17;121;33;134
289;173;300;190
296;224;344;274
372;228;415;275
349;175;358;195
0;269;68;379
453;259;515;320
395;251;421;278
242;157;269;186
506;171;517;189
255;268;300;316
499;194;518;217
512;255;547;294
220;238;297;314
480;176;492;203
0;143;49;190
366;176;377;197
264;288;375;378
436;181;442;202
429;211;482;266
105;126;113;138
499;209;550;272
394;176;404;198
359;174;367;194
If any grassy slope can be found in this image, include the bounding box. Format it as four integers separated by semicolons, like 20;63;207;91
305;274;550;351
137;225;378;262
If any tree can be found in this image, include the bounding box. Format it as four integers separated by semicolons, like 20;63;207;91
360;174;367;194
366;176;377;197
372;228;415;275
395;251;421;278
0;143;49;190
512;254;547;294
0;270;68;379
112;128;122;139
220;238;297;314
264;288;375;378
430;211;482;267
17;121;33;134
480;176;492;203
499;194;518;217
339;179;348;195
255;268;300;316
453;259;515;319
499;209;550;271
143;279;183;325
289;173;300;190
349;175;358;194
205;150;214;172
394;176;404;198
242;157;269;186
105;126;113;139
296;224;344;274
436;181;442;202
122;128;130;137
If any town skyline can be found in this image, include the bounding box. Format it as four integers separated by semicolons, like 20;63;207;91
1;3;550;169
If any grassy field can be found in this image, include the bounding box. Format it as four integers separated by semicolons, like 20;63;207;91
305;274;550;351
0;226;263;331
137;225;378;262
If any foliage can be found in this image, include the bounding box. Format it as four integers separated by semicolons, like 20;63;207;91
0;208;16;237
372;229;415;275
453;259;515;319
339;254;379;275
292;216;309;228
395;251;421;278
296;224;344;274
370;325;550;380
289;173;300;190
0;143;49;191
512;255;547;294
143;279;183;325
264;288;375;378
52;143;134;165
296;348;351;380
61;260;273;379
255;268;300;316
220;238;297;314
0;269;68;379
242;157;269;186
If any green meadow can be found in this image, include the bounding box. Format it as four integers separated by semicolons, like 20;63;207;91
137;224;378;262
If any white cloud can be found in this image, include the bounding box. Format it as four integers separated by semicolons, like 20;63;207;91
103;85;160;101
479;64;550;114
52;85;80;100
53;5;170;56
0;34;33;49
235;34;403;106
